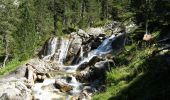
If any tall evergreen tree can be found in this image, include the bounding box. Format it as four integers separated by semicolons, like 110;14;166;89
14;1;37;60
0;0;18;67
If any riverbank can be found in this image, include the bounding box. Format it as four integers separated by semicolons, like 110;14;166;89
0;59;27;76
93;42;170;100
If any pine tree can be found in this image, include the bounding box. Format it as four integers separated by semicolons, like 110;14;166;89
14;1;37;60
0;0;18;67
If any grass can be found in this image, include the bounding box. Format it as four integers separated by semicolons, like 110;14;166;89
93;43;170;100
0;59;27;76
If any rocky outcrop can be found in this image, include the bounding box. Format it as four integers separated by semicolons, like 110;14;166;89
76;60;115;83
94;60;115;71
38;28;107;65
0;81;32;100
76;56;102;71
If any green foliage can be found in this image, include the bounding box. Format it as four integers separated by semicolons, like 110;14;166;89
0;59;26;76
13;1;37;60
93;43;170;100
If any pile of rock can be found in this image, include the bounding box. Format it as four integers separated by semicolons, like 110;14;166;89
0;80;32;100
25;63;52;86
75;56;115;83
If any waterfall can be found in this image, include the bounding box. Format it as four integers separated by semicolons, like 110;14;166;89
42;37;71;64
79;46;84;60
64;34;121;73
43;37;57;60
34;31;126;100
88;34;116;57
58;39;71;64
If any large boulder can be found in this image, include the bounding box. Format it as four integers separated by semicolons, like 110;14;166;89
87;27;104;36
64;32;83;65
76;60;115;82
76;56;102;71
94;60;115;71
0;81;32;100
54;80;73;92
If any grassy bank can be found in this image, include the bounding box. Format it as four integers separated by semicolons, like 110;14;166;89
0;59;27;76
93;44;170;100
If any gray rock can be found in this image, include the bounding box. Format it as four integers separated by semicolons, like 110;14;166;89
54;80;73;92
94;60;115;71
76;60;115;82
0;81;32;100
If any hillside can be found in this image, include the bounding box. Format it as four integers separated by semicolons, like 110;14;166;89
0;0;170;100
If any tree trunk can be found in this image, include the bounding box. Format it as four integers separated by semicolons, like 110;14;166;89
53;0;57;35
80;0;84;20
145;20;148;34
53;13;57;35
3;34;9;67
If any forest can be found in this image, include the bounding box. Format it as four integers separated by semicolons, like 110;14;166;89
0;0;170;100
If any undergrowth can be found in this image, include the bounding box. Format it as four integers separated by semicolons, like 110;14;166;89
93;43;170;100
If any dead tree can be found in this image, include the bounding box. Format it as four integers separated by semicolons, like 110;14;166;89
2;34;9;67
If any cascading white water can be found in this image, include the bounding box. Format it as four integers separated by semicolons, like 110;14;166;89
33;79;62;100
88;34;116;57
64;34;118;73
42;37;72;64
43;38;57;61
58;39;71;64
34;32;126;100
80;46;84;60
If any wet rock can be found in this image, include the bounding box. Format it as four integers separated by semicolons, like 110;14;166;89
83;86;94;93
70;96;79;100
41;75;46;80
78;91;91;100
77;56;102;71
39;37;58;60
54;80;73;92
76;68;92;83
33;73;37;82
45;73;52;78
94;60;115;71
66;76;72;83
25;66;35;85
36;75;44;82
76;62;88;71
87;27;104;36
78;29;89;38
88;56;102;66
65;32;83;65
76;60;115;82
37;75;42;80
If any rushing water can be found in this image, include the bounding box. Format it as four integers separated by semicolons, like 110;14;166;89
88;34;116;57
33;33;125;100
58;39;71;64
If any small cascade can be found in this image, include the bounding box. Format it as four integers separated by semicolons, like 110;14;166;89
58;39;71;64
69;76;82;94
88;34;116;57
42;37;71;64
34;30;126;100
80;46;84;60
42;37;57;60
